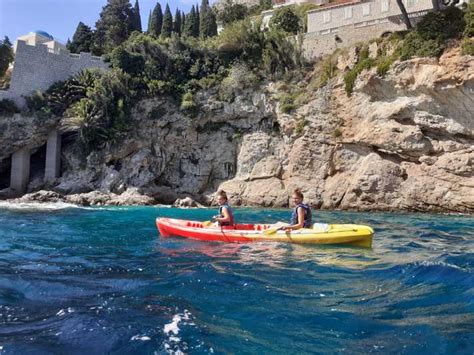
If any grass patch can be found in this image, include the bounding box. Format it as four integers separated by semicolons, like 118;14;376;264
343;58;375;96
294;117;308;136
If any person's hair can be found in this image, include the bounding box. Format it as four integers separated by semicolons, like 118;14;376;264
293;189;304;199
216;190;228;201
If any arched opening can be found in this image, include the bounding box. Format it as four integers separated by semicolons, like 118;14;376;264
0;156;11;190
29;144;46;189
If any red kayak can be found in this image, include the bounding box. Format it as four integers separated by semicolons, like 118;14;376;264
156;218;374;247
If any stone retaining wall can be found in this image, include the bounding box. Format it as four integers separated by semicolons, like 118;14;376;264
0;40;109;107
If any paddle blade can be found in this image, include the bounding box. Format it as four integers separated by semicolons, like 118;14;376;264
202;220;213;227
263;228;279;235
263;222;288;235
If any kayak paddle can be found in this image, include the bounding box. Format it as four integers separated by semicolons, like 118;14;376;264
263;222;289;235
202;220;213;227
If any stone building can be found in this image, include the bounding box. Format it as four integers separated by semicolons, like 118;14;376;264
0;30;109;107
303;0;435;58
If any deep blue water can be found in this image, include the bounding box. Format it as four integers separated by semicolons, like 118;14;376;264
0;202;473;354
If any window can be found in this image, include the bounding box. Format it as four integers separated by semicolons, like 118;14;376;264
381;0;389;12
344;7;353;19
362;4;371;16
323;11;331;23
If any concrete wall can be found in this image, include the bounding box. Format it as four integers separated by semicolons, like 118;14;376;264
0;40;109;107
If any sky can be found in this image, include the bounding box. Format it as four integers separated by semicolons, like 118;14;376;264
0;0;207;44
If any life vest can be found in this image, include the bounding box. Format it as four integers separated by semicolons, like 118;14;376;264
290;203;312;228
219;203;235;226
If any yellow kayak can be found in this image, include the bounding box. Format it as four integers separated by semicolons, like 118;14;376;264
157;218;374;248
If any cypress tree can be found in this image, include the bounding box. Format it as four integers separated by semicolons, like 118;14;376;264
181;11;186;34
69;21;94;53
195;4;200;37
199;0;217;38
132;0;142;32
173;9;182;35
147;10;152;32
183;5;197;37
149;2;163;37
161;4;173;38
94;0;134;55
0;36;14;77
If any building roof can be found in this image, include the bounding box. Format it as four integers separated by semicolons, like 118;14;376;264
32;30;54;39
307;0;360;13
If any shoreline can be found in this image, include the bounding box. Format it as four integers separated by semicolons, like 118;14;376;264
1;189;472;216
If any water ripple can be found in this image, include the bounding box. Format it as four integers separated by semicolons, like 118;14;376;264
0;206;472;353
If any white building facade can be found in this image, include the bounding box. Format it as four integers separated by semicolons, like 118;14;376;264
304;0;436;58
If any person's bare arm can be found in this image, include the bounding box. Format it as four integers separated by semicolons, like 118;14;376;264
215;207;231;224
284;207;305;231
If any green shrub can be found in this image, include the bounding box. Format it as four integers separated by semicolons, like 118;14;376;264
147;79;174;96
333;128;342;138
359;45;369;60
62;98;104;150
464;2;474;38
294;118;307;136
397;7;465;60
0;98;19;116
397;32;444;60
344;58;375;96
279;92;297;113
218;62;258;102
318;55;337;87
461;38;474;55
197;74;222;89
180;91;198;116
217;0;248;26
270;6;301;35
293;4;318;32
376;57;395;77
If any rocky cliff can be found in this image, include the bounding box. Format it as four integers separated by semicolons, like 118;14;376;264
1;45;473;213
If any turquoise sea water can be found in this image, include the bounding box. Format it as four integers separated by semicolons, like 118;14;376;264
0;202;473;354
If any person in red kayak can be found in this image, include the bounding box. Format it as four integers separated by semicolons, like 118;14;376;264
283;189;312;232
213;190;235;227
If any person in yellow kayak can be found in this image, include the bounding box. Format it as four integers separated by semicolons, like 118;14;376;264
283;189;312;232
213;190;235;227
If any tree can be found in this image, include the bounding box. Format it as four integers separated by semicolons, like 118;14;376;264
196;4;200;37
147;10;152;32
259;0;272;11
174;9;182;35
217;0;248;26
0;36;13;77
181;11;186;34
395;0;412;29
131;0;142;32
162;4;173;38
93;0;135;55
270;6;301;34
184;5;198;37
199;0;217;38
68;22;94;53
149;2;163;37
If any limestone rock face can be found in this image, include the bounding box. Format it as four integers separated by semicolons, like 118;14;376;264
0;114;59;159
173;196;204;208
1;46;472;212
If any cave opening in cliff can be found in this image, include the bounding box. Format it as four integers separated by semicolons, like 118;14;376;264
30;144;47;186
0;156;11;190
